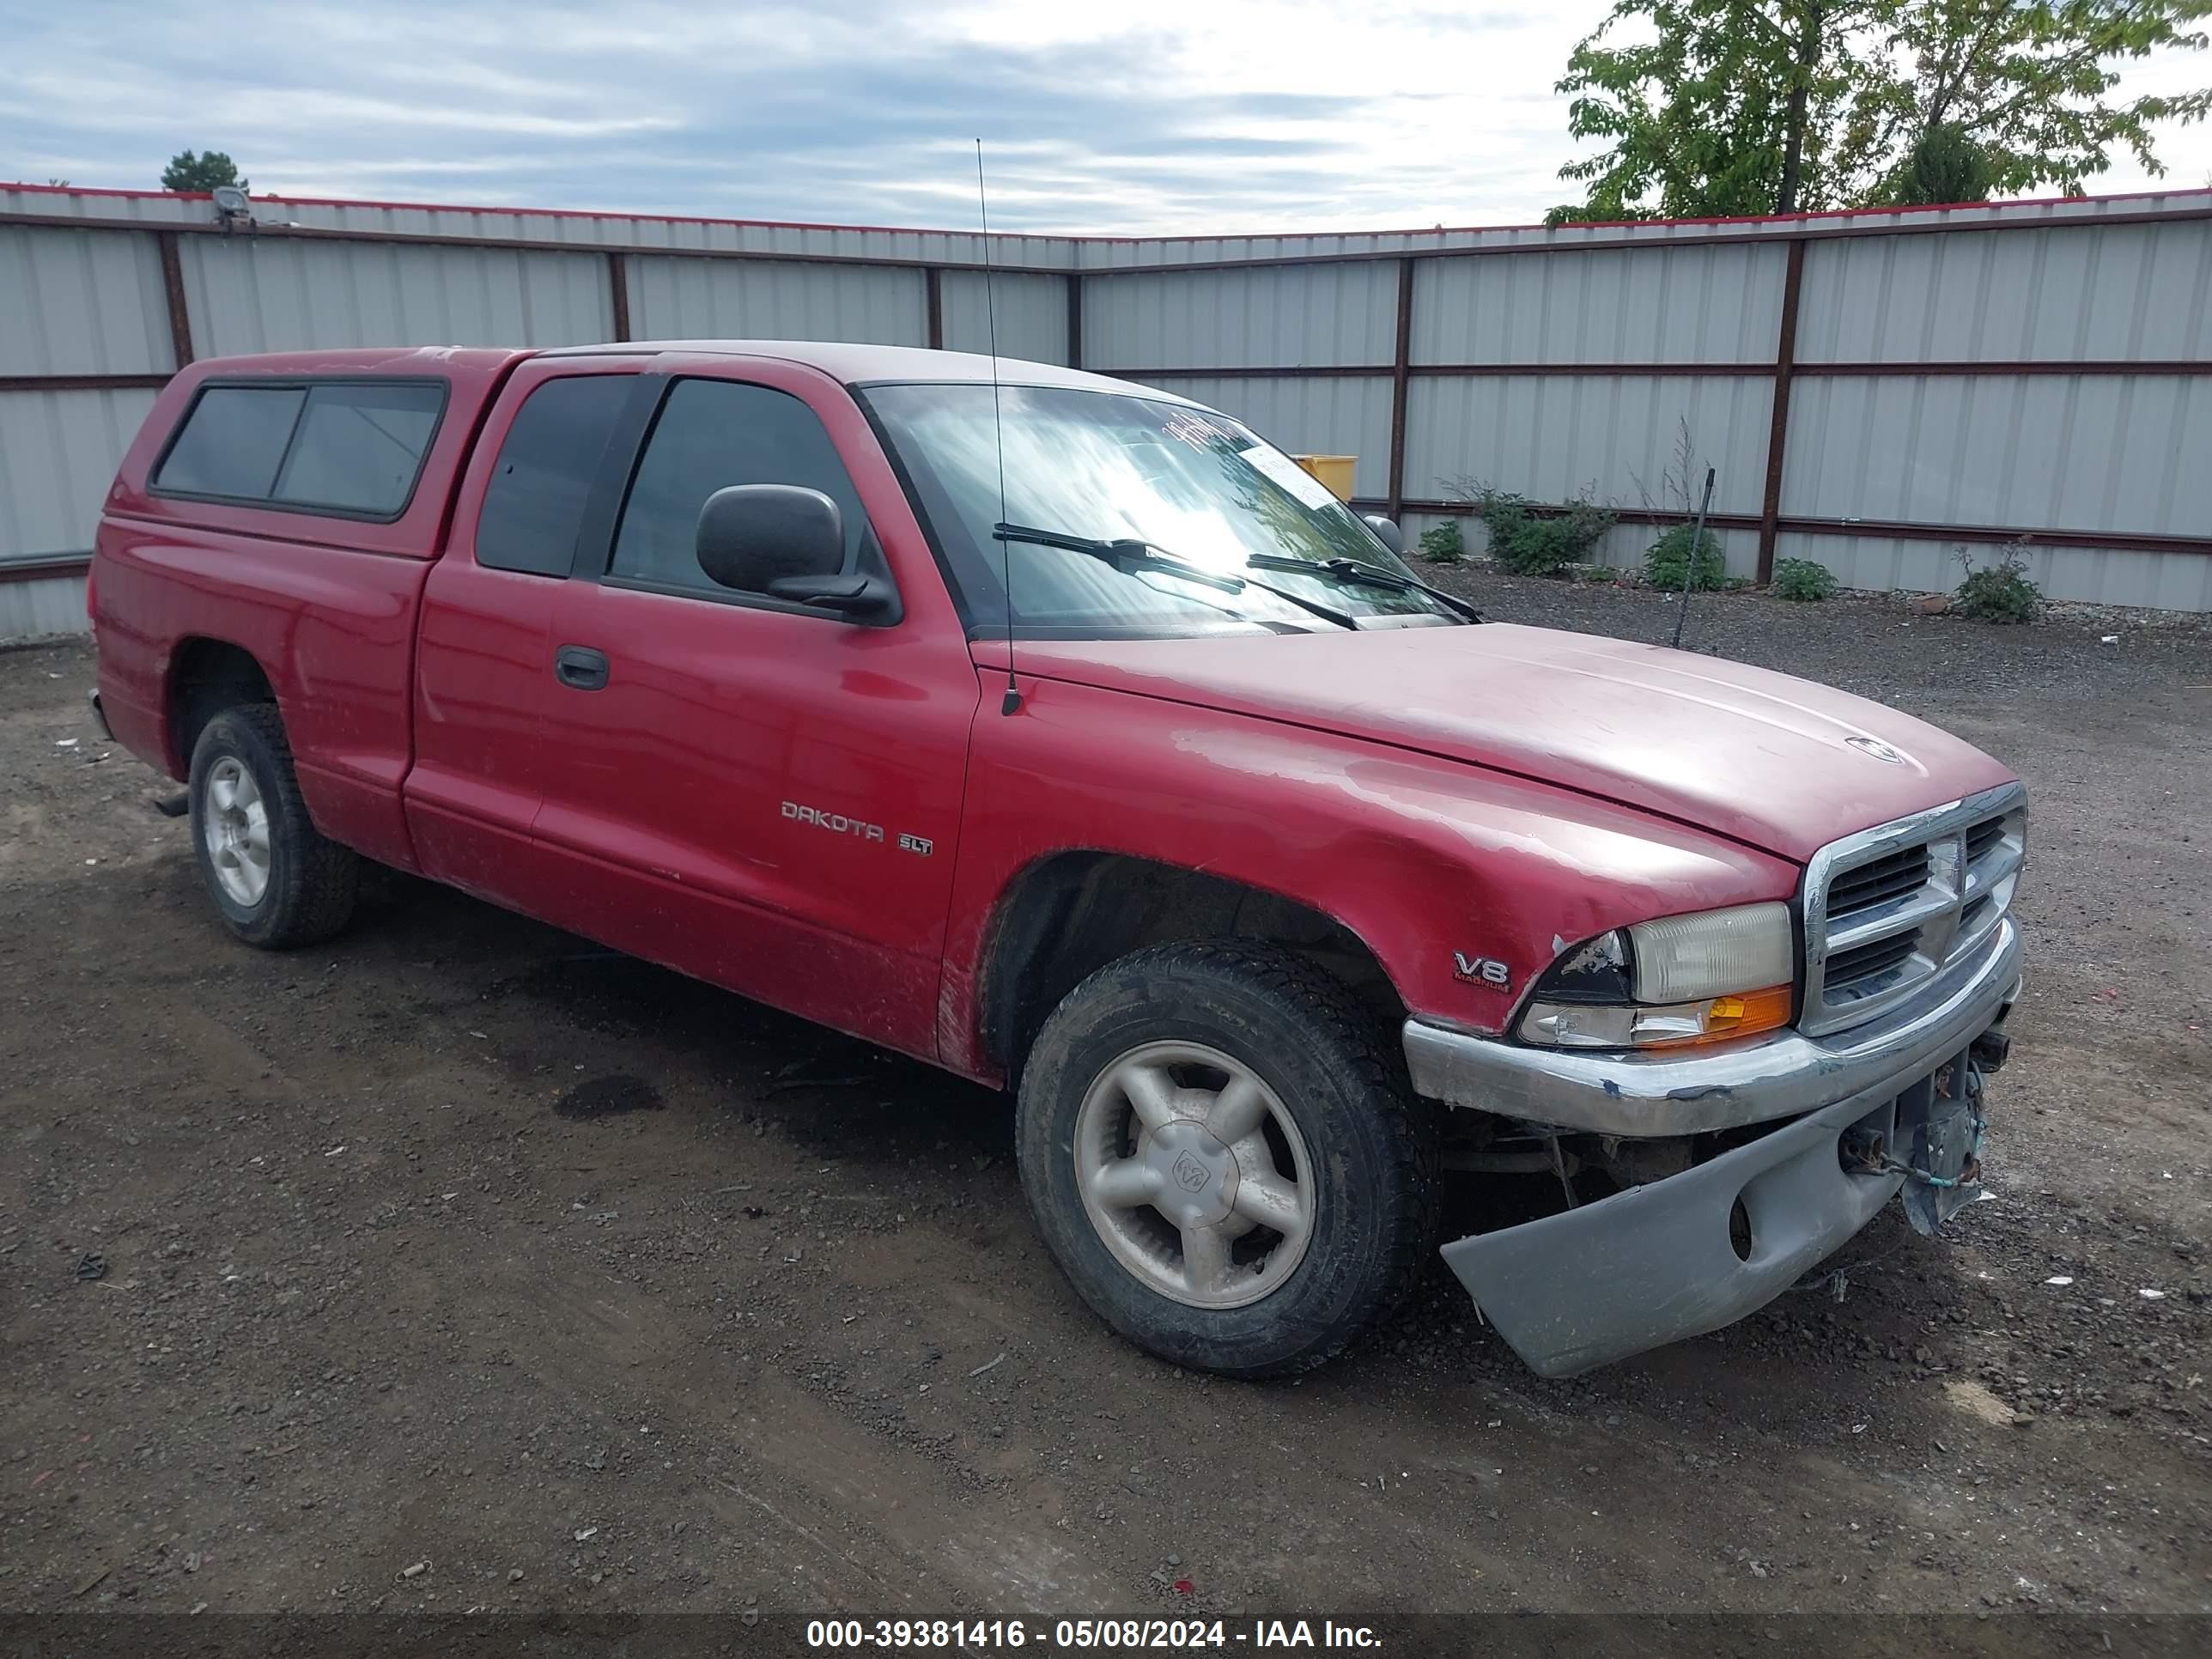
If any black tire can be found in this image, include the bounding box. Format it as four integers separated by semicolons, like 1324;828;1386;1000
187;703;360;949
1016;940;1437;1378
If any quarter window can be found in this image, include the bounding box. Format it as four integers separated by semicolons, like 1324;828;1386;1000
475;374;635;577
610;380;867;596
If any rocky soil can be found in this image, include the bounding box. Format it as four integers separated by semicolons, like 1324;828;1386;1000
2;603;2207;1638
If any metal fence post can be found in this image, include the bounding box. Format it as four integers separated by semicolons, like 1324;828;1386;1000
1386;257;1414;520
606;252;631;343
1756;239;1807;585
155;230;194;368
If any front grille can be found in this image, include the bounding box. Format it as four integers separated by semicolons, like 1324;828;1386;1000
1827;846;1930;922
1802;784;2026;1036
1826;928;1920;988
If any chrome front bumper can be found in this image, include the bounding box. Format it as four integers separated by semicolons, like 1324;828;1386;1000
1403;917;2021;1139
1405;919;2021;1376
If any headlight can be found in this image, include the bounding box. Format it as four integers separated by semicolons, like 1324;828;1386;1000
1518;902;1795;1051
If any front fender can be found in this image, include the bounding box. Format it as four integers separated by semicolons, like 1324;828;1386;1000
936;672;1798;1080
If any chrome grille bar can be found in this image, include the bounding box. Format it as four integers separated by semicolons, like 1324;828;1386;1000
1801;781;2027;1037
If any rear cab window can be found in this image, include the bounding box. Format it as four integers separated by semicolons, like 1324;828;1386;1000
475;375;636;577
152;380;447;521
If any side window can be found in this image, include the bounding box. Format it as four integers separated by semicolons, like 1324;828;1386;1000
609;380;867;596
155;386;307;500
477;374;635;576
272;383;444;514
154;380;445;516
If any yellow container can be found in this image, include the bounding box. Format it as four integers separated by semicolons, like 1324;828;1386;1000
1291;454;1357;501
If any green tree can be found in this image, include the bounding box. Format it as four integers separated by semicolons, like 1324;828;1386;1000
1861;1;2212;201
1883;120;1999;203
1550;1;2212;222
1552;2;1879;222
161;149;246;193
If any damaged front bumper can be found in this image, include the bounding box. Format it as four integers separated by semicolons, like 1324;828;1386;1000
1402;917;2021;1377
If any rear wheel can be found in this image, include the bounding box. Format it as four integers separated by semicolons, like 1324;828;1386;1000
188;704;359;948
1016;940;1436;1377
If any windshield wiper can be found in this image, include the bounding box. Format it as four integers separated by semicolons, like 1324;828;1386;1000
1246;554;1483;623
993;524;1359;630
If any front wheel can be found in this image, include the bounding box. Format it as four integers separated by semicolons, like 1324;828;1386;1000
1016;941;1437;1377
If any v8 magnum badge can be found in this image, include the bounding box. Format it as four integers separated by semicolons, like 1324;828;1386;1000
1453;952;1511;989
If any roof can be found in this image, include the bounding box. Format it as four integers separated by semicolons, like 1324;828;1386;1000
161;338;1210;406
545;339;1203;400
164;345;534;377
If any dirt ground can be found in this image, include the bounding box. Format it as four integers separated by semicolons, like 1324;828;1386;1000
3;586;2209;1635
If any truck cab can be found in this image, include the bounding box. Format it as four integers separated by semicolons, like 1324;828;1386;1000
90;340;2025;1378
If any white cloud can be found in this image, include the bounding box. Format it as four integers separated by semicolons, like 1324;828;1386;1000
0;0;2203;229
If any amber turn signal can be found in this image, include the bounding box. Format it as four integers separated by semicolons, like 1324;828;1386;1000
1644;984;1795;1049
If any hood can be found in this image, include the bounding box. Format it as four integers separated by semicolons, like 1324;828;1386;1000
988;624;2017;862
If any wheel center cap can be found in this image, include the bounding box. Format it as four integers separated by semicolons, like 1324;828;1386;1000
1144;1118;1238;1228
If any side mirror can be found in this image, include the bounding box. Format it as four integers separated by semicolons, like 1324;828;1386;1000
1362;514;1406;556
696;484;894;620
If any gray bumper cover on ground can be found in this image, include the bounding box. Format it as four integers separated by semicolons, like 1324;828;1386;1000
1438;1091;1908;1376
1420;921;2020;1376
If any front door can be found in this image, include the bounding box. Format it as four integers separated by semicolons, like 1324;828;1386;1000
530;359;981;1060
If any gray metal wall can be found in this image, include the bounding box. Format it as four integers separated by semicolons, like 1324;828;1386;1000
4;183;2210;641
1;220;174;626
180;238;614;354
1088;201;2212;611
624;255;927;345
940;270;1068;362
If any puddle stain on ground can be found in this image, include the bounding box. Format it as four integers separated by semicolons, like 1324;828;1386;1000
554;1073;665;1121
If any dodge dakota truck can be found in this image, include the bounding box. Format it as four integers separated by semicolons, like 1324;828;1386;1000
88;341;2025;1378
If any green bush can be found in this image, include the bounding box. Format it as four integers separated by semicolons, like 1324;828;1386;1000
1471;487;1615;576
1952;548;2042;623
1643;524;1727;592
1416;520;1465;563
1468;489;1529;562
1772;556;1838;602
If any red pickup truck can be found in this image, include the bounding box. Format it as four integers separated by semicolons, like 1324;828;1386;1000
88;341;2026;1378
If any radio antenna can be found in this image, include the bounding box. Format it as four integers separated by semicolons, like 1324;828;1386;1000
978;139;1020;716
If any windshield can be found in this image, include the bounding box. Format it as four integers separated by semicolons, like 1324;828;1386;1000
862;382;1459;636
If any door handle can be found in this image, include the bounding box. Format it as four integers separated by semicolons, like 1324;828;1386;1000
554;645;610;691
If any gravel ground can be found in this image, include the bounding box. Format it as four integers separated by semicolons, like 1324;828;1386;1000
1424;563;2212;704
2;593;2209;1636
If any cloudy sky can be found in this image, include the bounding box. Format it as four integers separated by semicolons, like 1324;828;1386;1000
2;1;2207;234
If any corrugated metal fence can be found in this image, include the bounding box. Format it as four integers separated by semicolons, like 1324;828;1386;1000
4;182;2209;637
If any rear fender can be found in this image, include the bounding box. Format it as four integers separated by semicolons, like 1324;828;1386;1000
94;519;430;868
